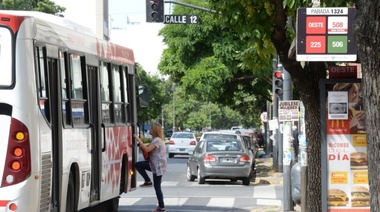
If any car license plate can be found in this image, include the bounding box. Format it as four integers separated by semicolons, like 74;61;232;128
222;158;234;163
179;148;185;151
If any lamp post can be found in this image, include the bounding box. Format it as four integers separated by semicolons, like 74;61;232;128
172;83;176;133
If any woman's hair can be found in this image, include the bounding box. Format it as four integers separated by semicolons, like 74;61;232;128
150;123;164;140
333;83;359;91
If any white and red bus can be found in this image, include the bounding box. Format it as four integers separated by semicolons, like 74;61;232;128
0;10;148;212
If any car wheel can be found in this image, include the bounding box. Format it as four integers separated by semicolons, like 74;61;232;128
186;165;195;181
197;168;205;184
242;177;250;186
169;153;174;158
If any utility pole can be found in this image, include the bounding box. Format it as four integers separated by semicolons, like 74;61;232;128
272;57;280;171
281;69;294;211
172;83;176;133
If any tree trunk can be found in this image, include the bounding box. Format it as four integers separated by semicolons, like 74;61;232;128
354;1;380;211
272;0;326;209
283;61;325;212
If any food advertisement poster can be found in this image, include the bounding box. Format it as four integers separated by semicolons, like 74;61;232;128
325;82;369;212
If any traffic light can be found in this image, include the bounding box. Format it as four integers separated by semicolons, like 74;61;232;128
273;70;283;98
146;0;164;23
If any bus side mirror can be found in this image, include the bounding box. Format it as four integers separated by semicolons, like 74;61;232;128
138;85;149;108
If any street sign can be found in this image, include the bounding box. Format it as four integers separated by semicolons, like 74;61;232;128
164;15;199;24
278;100;300;122
328;66;357;78
296;7;357;62
260;112;268;122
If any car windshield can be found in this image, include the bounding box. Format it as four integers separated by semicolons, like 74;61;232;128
203;134;237;139
172;133;194;139
206;140;242;151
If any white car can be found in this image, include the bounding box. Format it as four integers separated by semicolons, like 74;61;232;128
167;132;198;158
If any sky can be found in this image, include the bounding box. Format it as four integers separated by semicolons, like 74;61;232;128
52;0;171;76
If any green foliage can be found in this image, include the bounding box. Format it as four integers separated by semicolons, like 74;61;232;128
141;137;152;144
162;89;243;131
159;0;270;125
0;0;65;16
135;63;166;124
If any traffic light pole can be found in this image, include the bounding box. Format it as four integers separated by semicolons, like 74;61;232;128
272;58;280;172
282;69;294;211
164;1;219;13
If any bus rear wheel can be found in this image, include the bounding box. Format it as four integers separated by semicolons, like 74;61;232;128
66;172;75;212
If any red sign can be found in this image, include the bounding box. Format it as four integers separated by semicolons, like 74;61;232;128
306;16;326;34
328;66;357;78
306;36;326;53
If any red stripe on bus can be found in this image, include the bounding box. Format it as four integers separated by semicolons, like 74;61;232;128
0;200;10;206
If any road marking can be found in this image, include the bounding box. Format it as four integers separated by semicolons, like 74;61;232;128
137;181;179;187
162;181;179;186
207;198;235;207
119;197;140;205
253;185;276;199
164;198;188;206
256;198;282;206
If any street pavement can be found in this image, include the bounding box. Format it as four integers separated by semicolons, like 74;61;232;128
121;152;301;212
252;157;301;212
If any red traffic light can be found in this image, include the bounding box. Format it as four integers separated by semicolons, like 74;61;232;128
274;71;282;79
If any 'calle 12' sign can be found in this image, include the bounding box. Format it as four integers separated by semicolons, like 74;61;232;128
164;15;199;24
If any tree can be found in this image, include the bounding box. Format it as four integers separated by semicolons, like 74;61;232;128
354;0;380;210
0;0;65;16
135;63;166;125
158;0;271;126
206;1;360;211
159;0;359;211
162;85;243;131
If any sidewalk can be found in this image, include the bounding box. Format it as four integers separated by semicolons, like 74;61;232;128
252;157;301;212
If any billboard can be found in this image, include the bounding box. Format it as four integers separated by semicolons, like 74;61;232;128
320;79;369;212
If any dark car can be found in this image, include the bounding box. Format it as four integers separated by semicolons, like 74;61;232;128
165;129;174;138
186;138;253;185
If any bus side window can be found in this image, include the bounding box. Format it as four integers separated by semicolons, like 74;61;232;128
123;67;130;123
69;53;88;126
35;46;50;122
60;51;71;126
100;62;112;124
113;64;125;124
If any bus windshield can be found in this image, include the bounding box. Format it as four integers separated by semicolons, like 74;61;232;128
0;27;12;86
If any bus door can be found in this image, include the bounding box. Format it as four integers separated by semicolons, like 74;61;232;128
46;57;63;212
87;66;101;203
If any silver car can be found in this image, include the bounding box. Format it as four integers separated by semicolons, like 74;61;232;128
167;132;197;158
186;139;252;185
199;131;257;181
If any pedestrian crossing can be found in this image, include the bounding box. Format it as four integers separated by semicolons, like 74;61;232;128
120;181;282;211
119;196;282;211
140;181;259;188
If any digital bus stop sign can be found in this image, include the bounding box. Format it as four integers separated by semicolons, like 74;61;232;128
296;7;357;62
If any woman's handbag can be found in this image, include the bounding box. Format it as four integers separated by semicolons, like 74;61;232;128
142;148;150;160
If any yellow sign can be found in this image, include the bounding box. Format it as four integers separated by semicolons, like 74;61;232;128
330;171;348;184
353;171;368;184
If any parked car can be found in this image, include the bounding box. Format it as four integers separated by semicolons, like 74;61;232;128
167;132;198;158
186;138;252;185
199;130;257;181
